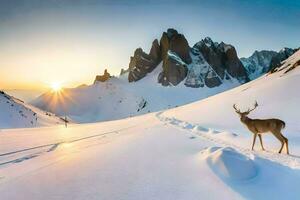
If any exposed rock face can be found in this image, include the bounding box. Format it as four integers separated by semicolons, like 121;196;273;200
94;69;111;83
128;28;191;86
240;50;277;80
241;48;299;79
149;39;161;62
158;29;191;86
158;56;188;86
222;44;248;80
186;37;248;88
160;29;192;64
126;29;249;88
128;40;162;82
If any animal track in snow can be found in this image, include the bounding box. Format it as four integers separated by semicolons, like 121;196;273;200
156;112;300;169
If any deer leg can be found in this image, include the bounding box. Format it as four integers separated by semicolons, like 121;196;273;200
258;134;265;151
281;135;289;155
272;132;285;154
251;133;257;151
278;140;285;154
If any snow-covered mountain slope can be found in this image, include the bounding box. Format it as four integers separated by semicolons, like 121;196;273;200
1;50;300;200
32;64;239;123
240;50;277;80
0;91;66;129
241;48;298;80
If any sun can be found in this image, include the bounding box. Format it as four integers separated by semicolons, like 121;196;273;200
51;82;62;92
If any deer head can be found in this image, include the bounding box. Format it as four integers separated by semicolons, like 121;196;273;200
233;101;258;119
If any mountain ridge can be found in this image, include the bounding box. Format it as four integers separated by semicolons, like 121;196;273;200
126;28;248;88
0;90;66;128
241;47;299;80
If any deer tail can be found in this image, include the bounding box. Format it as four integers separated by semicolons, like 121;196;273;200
281;120;286;129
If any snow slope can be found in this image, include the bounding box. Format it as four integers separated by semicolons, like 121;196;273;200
32;64;239;123
0;91;66;129
1;50;300;199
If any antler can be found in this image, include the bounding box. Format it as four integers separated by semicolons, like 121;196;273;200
233;104;241;113
247;101;258;113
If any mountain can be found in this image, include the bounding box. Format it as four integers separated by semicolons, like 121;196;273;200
0;91;67;129
32;29;268;123
269;47;299;72
127;29;248;87
94;69;111;83
2;50;300;200
270;49;300;74
241;48;298;80
186;37;248;88
240;50;277;80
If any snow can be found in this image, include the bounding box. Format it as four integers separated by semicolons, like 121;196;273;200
1;50;300;199
185;50;224;87
167;50;186;65
201;147;257;181
32;63;238;123
0;91;66;129
276;49;300;73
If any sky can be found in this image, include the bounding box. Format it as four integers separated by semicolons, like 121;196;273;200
0;0;299;90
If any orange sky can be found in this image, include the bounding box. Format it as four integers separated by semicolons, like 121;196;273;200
0;36;127;90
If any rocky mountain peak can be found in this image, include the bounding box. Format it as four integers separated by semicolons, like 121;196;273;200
94;69;111;83
127;28;191;86
166;28;178;38
126;29;249;88
202;37;214;47
189;38;248;87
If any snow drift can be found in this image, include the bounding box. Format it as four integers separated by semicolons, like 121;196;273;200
201;147;257;181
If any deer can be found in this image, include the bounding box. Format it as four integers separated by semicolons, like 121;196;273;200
233;101;289;154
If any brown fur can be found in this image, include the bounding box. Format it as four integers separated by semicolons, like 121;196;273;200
233;102;289;154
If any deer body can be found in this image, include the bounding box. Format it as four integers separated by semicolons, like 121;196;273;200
234;102;289;154
241;117;285;134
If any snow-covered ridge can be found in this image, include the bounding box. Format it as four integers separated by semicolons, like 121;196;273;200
32;62;239;123
0;91;65;129
241;47;298;80
273;49;300;74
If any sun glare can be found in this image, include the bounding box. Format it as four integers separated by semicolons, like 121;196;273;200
51;82;62;92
